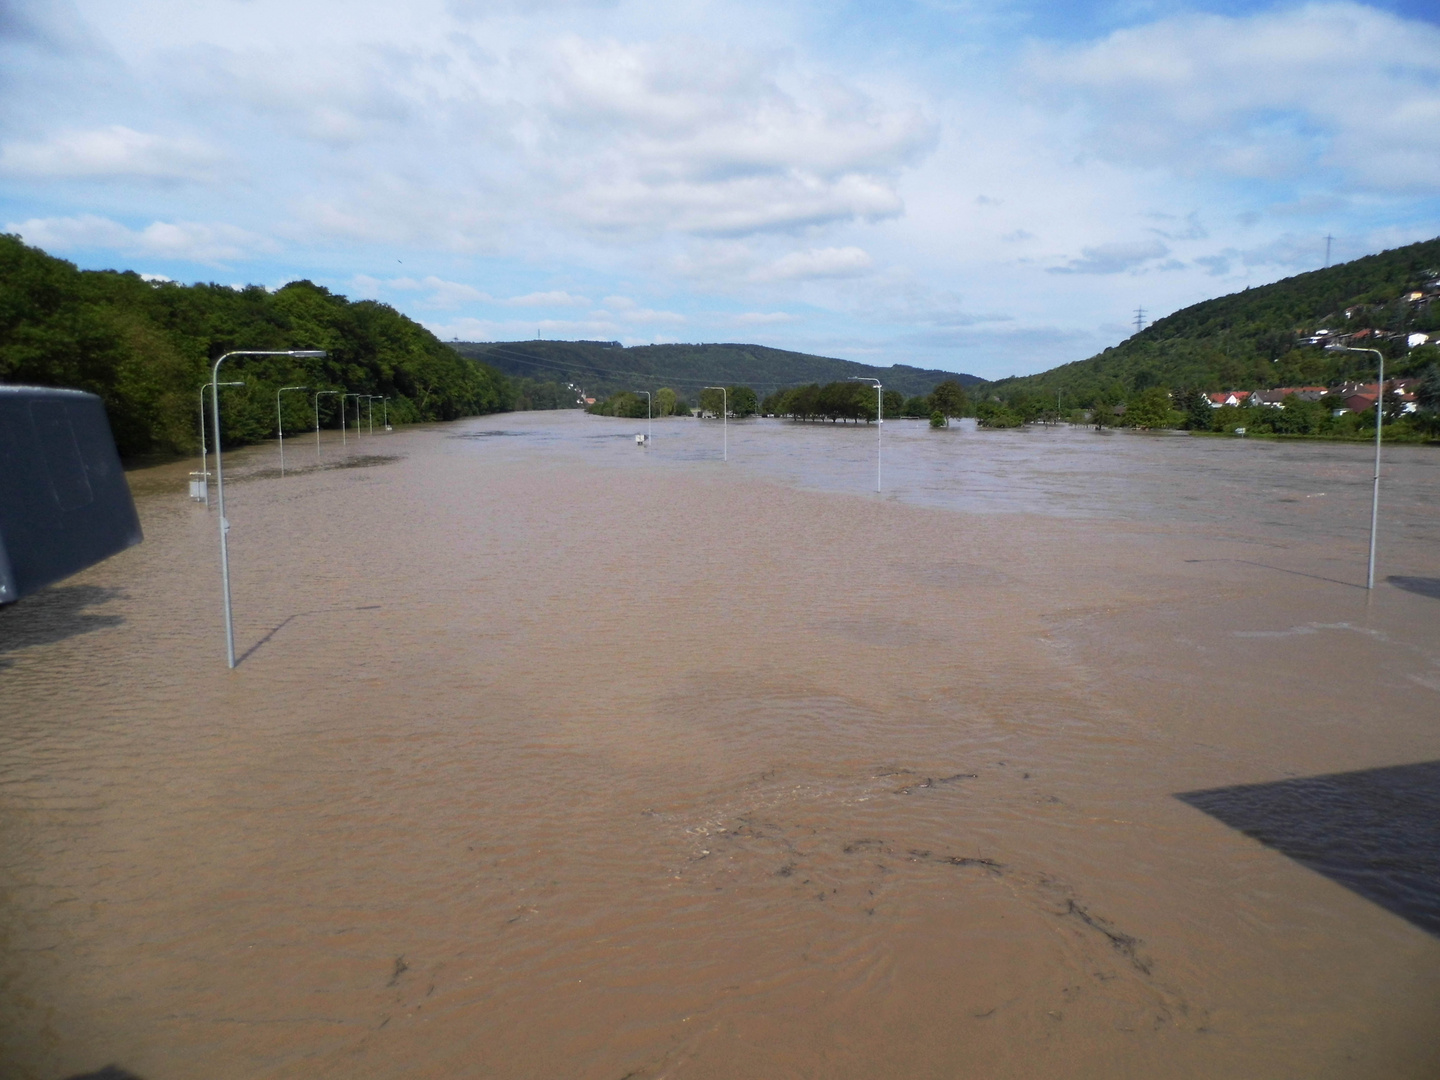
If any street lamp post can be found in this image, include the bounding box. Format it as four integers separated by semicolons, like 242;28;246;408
212;349;326;669
314;390;340;456
1326;344;1387;589
365;395;377;435
633;390;651;444
704;386;727;461
344;393;365;444
382;396;391;431
276;385;309;476
199;381;244;507
849;377;883;492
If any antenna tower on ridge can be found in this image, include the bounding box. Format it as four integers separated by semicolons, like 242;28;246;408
1134;307;1146;334
1324;234;1333;268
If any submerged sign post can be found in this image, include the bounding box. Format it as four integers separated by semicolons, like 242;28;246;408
211;350;326;668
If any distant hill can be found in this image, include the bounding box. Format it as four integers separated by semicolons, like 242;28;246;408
985;235;1440;405
451;340;980;400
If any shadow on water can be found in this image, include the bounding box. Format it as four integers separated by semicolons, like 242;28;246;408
0;584;125;667
1182;558;1364;591
236;604;383;667
237;454;403;482
62;1068;144;1080
1178;761;1440;936
1387;576;1440;600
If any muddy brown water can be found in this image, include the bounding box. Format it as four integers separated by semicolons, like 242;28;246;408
3;412;1439;1079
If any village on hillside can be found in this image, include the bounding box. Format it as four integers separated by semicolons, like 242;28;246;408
1208;276;1440;417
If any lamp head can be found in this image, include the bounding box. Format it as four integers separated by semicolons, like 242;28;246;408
289;350;327;358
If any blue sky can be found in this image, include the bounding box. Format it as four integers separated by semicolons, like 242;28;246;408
2;0;1438;380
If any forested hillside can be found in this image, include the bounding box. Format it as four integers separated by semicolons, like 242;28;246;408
0;236;512;458
986;235;1440;407
454;339;979;400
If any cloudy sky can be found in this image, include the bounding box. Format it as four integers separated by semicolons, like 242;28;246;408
3;0;1438;379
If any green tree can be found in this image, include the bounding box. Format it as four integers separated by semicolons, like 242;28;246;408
1415;363;1440;413
728;385;759;417
931;379;968;419
902;395;931;417
699;387;726;416
1270;394;1328;435
1124;386;1176;429
975;399;1022;428
1177;388;1215;431
656;386;677;415
929;410;947;428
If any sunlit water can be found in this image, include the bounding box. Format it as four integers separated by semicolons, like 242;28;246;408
3;411;1438;1079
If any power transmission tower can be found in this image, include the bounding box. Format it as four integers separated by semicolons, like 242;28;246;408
1134;307;1146;334
1324;234;1333;268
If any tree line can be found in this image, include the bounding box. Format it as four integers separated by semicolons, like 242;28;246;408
0;235;555;459
762;380;969;425
587;379;973;424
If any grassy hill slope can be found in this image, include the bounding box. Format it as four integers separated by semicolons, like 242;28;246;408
453;340;980;400
986;235;1440;406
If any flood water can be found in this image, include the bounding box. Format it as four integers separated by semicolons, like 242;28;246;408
3;411;1439;1079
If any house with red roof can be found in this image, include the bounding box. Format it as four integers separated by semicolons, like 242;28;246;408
1208;391;1251;408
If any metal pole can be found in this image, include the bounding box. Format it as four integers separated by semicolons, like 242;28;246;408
850;377;882;492
1371;351;1384;591
366;396;374;435
212;350;326;668
383;397;390;430
199;382;244;507
1326;345;1385;589
314;390;340;458
276;386;308;477
199;384;209;508
211;360;236;669
705;387;727;460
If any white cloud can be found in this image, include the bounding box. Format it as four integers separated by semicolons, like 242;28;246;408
594;296;686;323
1030;2;1440;193
751;246;874;281
357;276;595;309
732;311;796;325
533;36;934;236
0;126;222;181
3;0;1438;379
1048;238;1170;275
503;290;591;307
4;214;276;263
